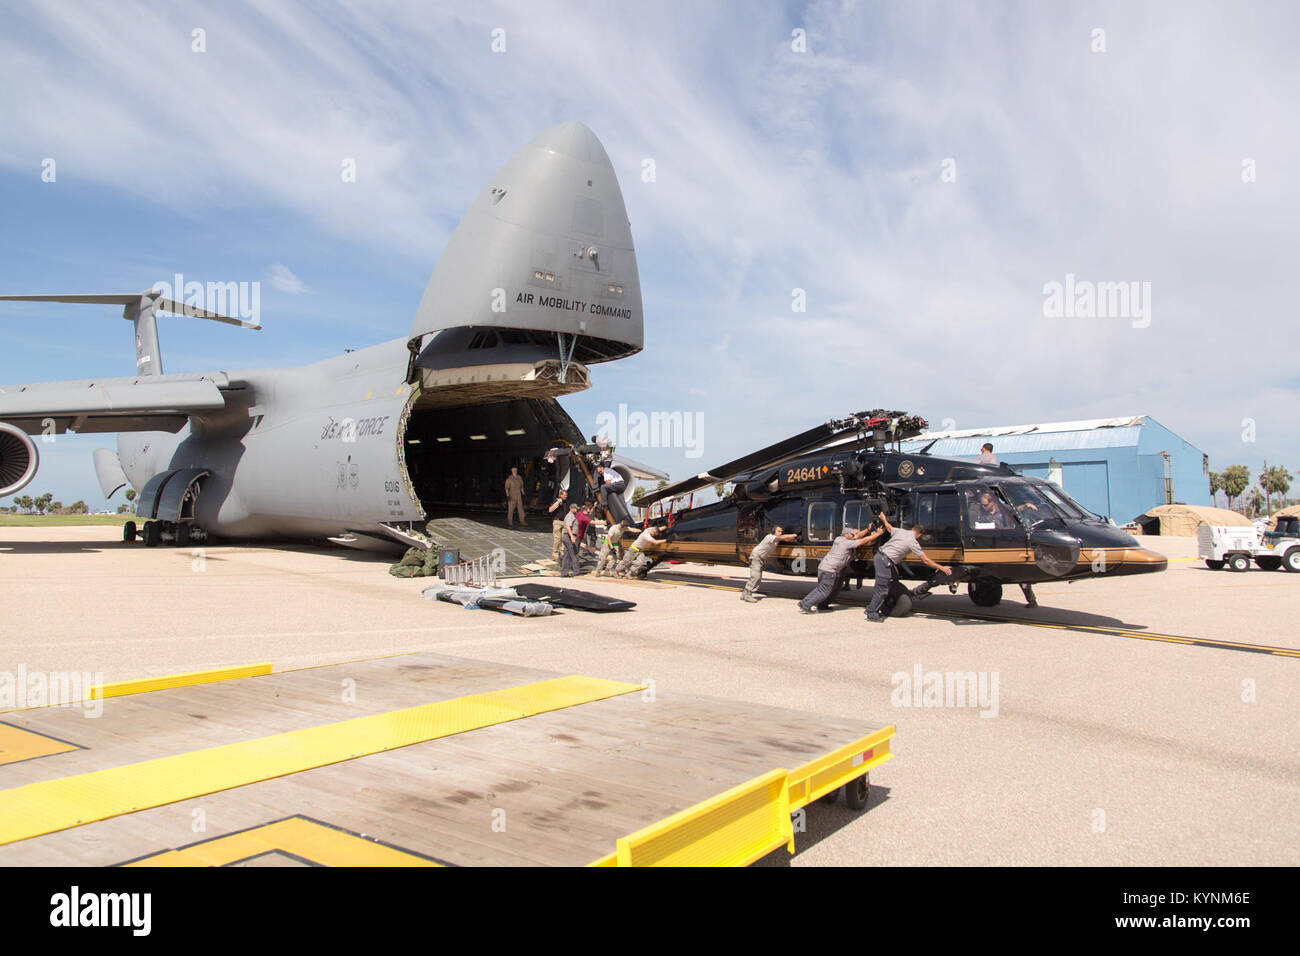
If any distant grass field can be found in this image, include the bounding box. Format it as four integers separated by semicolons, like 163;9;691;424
0;514;131;527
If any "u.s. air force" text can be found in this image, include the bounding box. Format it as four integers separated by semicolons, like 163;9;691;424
321;415;389;441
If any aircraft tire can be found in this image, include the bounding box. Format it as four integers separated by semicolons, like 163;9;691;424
844;774;870;811
968;580;1003;607
1227;553;1250;572
1254;555;1281;571
123;521;136;543
1283;548;1300;573
1205;559;1225;570
176;524;191;547
143;521;161;548
889;591;913;618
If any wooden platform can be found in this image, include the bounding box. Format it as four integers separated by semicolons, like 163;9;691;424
0;653;892;866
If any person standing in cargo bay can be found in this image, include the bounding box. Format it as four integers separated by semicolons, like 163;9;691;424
504;466;526;527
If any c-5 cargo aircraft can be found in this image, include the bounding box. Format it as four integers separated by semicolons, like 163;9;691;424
0;122;646;550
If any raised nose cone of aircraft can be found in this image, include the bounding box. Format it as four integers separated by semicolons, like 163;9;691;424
528;120;614;166
410;122;642;365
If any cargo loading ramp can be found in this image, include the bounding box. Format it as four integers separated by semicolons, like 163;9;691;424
0;653;893;867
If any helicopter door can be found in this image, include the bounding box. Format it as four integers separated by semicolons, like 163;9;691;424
928;491;962;561
806;501;836;544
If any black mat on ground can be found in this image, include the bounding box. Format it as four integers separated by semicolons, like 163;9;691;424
512;583;636;612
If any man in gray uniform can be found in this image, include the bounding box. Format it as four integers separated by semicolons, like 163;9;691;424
797;526;880;613
866;514;952;622
560;503;581;577
741;525;798;602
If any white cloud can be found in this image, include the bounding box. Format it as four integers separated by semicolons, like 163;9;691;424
267;263;307;294
1;0;1296;486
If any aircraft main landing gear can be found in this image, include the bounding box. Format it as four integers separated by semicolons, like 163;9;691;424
123;521;137;543
968;579;1003;607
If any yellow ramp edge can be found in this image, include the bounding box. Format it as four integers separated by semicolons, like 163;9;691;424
786;726;895;810
0;675;642;847
125;816;441;867
88;663;274;700
594;725;896;866
615;768;794;867
0;723;80;767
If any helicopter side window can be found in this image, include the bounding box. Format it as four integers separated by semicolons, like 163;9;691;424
916;494;935;540
899;493;917;528
965;487;1018;530
843;500;874;532
807;501;835;543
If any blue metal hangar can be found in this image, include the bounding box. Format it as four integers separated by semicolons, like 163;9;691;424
899;416;1210;524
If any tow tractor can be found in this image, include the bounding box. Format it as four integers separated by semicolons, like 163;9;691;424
1198;517;1300;572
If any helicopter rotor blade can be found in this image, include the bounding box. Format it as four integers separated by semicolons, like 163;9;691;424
633;410;925;508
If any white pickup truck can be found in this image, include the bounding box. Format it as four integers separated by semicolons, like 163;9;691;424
1198;517;1300;572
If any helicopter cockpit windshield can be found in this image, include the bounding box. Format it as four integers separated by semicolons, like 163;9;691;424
1027;480;1100;520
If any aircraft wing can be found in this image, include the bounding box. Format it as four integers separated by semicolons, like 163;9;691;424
0;371;236;434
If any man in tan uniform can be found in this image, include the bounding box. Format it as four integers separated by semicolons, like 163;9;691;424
504;467;526;526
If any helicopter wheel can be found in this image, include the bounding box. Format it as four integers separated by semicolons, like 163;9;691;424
968;580;1003;607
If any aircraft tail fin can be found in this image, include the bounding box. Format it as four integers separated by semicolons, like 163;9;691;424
0;291;260;376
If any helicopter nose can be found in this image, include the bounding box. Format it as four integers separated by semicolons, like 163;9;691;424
1079;545;1168;576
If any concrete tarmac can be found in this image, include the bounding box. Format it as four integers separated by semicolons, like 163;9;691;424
2;528;1297;866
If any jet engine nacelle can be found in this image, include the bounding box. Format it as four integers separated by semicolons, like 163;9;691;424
0;421;39;496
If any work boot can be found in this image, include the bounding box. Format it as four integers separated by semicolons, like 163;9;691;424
740;593;758;603
866;612;884;623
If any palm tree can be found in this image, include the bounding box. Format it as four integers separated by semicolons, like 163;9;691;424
1246;487;1266;518
1221;465;1250;512
1261;466;1292;514
1208;471;1222;508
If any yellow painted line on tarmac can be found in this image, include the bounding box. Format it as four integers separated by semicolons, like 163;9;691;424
88;663;273;700
0;675;643;846
123;816;443;867
916;607;1295;657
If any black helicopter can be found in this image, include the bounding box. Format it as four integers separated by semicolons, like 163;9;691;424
625;410;1167;608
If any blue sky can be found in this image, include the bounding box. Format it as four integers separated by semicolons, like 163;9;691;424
2;0;1297;509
